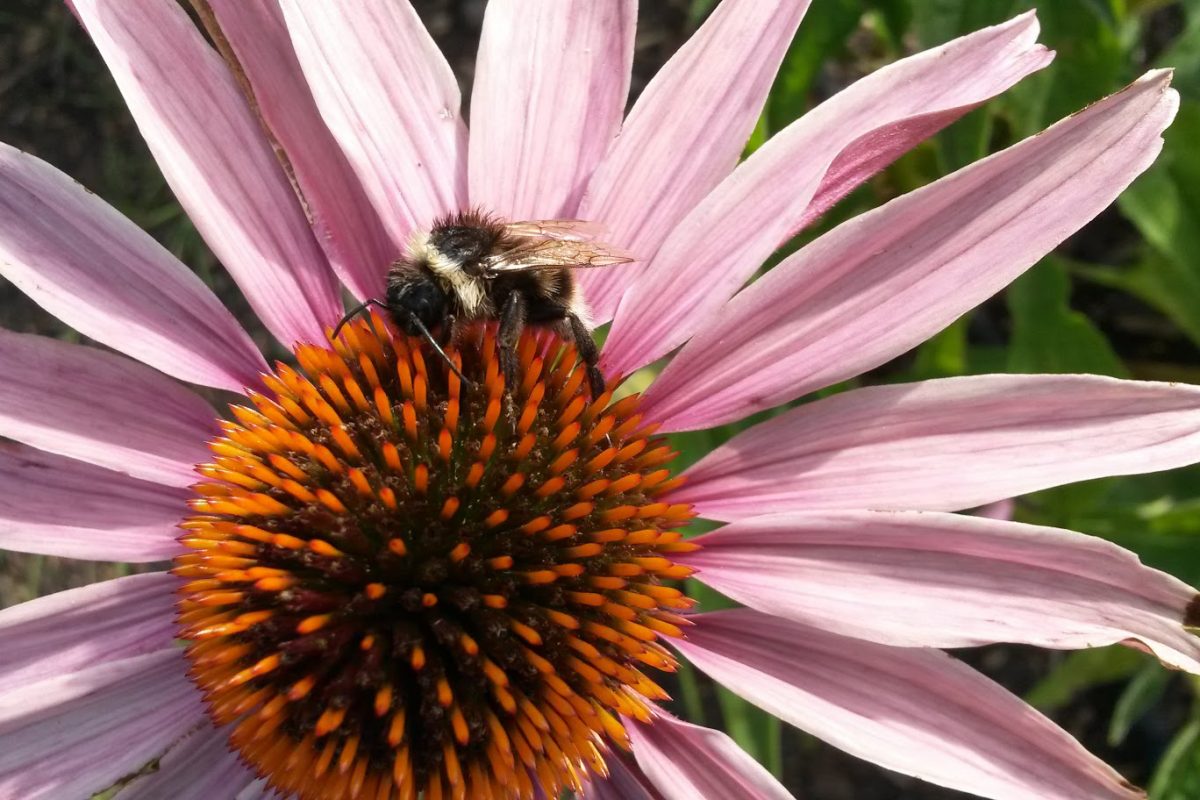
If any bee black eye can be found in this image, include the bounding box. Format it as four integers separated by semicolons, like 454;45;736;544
388;278;446;335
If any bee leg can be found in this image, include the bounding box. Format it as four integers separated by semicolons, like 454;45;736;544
566;313;605;400
497;292;527;403
438;315;457;346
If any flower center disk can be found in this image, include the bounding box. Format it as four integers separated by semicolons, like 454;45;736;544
174;316;697;800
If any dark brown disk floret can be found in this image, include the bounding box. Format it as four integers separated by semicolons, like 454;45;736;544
173;315;697;800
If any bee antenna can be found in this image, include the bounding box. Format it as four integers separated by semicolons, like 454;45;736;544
331;299;385;339
331;298;471;387
405;313;472;387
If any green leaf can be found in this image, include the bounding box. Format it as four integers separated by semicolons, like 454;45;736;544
716;688;783;778
1150;716;1200;800
863;0;912;46
907;0;1018;49
767;0;862;131
999;0;1125;135
910;318;968;379
935;105;993;173
1109;101;1200;347
1153;1;1200;98
687;0;719;27
1109;663;1172;746
1020;478;1118;531
1107;528;1200;589
1076;254;1200;351
1005;259;1128;377
1025;647;1146;711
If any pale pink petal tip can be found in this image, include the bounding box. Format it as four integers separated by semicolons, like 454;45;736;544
628;711;794;800
470;0;636;220
675;374;1200;519
603;11;1054;375
679;609;1144;799
684;510;1200;672
577;0;812;324
0;144;266;392
72;0;343;347
644;70;1177;431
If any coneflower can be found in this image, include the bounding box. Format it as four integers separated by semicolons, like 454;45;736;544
0;2;1196;799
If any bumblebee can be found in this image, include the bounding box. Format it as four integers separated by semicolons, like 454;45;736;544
338;210;631;398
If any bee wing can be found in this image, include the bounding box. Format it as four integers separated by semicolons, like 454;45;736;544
483;236;634;274
502;219;609;242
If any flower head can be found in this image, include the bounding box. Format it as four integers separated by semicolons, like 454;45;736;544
0;2;1197;800
179;320;694;798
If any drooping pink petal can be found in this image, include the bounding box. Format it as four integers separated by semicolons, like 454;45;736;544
603;13;1052;374
0;144;265;392
0;445;187;562
585;750;662;800
575;0;811;323
469;0;636;220
115;720;258;800
203;0;397;301
678;609;1143;800
280;0;467;246
643;70;1178;430
72;0;342;347
684;511;1200;671
0;649;203;800
0;330;216;487
0;572;178;695
674;374;1200;519
629;711;794;800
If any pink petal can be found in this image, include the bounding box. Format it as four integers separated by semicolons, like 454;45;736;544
678;609;1142;799
0;445;187;562
116;720;258;800
974;498;1016;520
585;751;659;800
203;0;397;301
0;144;265;392
629;711;794;800
0;572;178;695
675;374;1200;519
72;0;342;347
236;780;274;800
603;13;1053;375
280;0;468;246
0;329;216;487
684;511;1200;671
575;0;811;323
0;649;203;800
469;0;635;220
643;70;1178;430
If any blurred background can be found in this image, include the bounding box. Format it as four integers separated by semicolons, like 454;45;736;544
2;0;1200;797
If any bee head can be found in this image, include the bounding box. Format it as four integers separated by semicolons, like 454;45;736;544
387;275;447;337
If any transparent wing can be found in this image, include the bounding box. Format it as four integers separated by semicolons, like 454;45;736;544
502;219;608;242
485;220;634;274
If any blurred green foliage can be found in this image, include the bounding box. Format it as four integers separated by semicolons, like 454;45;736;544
673;0;1200;795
